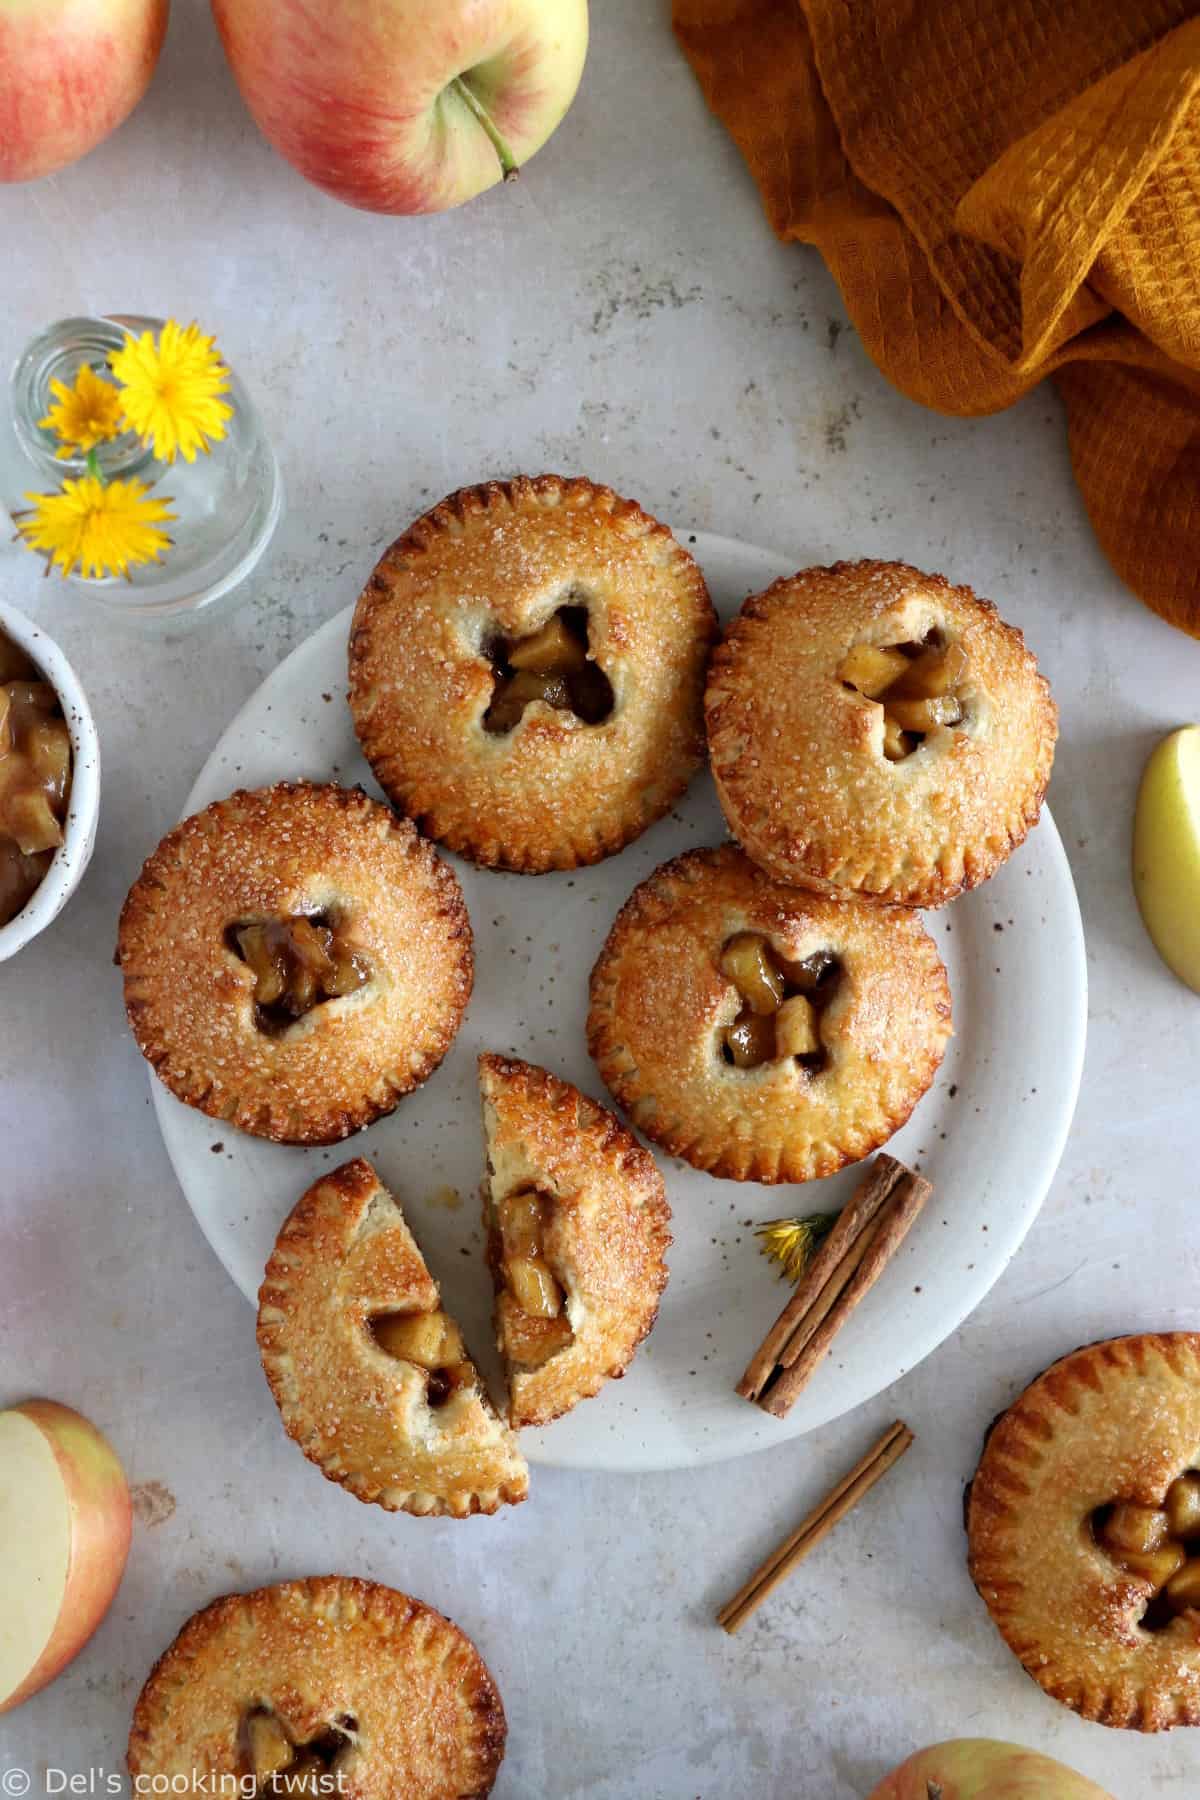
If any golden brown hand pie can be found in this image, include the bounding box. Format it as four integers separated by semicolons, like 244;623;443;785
479;1054;671;1429
117;782;472;1145
258;1158;528;1518
706;559;1057;907
968;1333;1200;1730
587;845;951;1183
348;475;717;872
127;1576;505;1797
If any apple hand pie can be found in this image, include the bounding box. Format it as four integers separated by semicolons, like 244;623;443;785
706;559;1057;907
588;845;951;1184
479;1054;671;1430
117;782;472;1145
127;1576;506;1797
968;1333;1200;1730
348;475;717;872
258;1158;527;1518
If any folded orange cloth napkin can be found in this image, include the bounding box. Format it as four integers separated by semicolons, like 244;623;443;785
674;0;1200;636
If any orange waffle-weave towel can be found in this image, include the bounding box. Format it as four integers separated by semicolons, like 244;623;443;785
674;0;1200;635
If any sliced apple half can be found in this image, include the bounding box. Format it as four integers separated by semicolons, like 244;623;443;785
0;1399;133;1713
1133;724;1200;993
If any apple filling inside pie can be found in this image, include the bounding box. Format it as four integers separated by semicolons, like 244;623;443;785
0;631;73;928
1093;1474;1200;1629
483;604;614;735
839;631;969;761
371;1309;475;1408
719;932;841;1072
496;1188;574;1370
230;915;372;1035
243;1707;356;1796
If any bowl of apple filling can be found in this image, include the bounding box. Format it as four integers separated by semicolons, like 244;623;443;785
0;600;100;960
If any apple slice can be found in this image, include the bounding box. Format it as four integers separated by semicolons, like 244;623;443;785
1133;724;1200;993
867;1737;1114;1799
0;1400;132;1714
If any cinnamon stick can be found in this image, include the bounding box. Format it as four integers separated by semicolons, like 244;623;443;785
716;1420;914;1634
738;1154;931;1417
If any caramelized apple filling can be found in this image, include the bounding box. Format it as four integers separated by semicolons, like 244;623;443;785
1094;1474;1200;1631
243;1707;355;1796
483;604;614;735
0;629;73;928
371;1309;473;1409
230;914;372;1034
496;1188;574;1370
719;932;841;1072
839;631;969;762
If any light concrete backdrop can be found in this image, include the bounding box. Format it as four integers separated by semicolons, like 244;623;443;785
2;2;1197;1795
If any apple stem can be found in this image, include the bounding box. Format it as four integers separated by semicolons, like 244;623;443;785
451;76;520;182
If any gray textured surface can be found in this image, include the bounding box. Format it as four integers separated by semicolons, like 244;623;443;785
1;2;1198;1795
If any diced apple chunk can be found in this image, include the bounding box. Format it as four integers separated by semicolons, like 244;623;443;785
725;1009;776;1068
885;693;964;733
1166;1558;1200;1612
507;614;587;676
838;642;911;698
719;932;785;1014
372;1309;462;1369
1167;1475;1200;1539
1103;1502;1169;1555
247;1711;294;1781
504;1255;564;1319
887;640;968;699
499;1190;549;1260
774;993;819;1058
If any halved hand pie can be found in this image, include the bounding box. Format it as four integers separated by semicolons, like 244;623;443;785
117;782;472;1145
588;845;951;1183
479;1054;671;1429
127;1576;506;1796
968;1333;1200;1730
706;559;1057;907
348;475;716;872
257;1158;527;1518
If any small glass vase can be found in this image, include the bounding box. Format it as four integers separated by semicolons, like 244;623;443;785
1;315;282;621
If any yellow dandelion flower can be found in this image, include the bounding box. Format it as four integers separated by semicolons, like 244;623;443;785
38;364;124;460
755;1212;836;1284
110;319;234;465
15;476;176;581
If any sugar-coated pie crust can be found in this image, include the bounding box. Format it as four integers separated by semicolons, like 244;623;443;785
587;845;951;1183
479;1054;671;1429
348;475;717;872
127;1576;506;1797
706;559;1057;907
117;782;472;1146
258;1159;528;1518
968;1334;1200;1730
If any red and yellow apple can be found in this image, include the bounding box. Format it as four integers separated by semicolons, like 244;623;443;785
0;0;169;184
867;1739;1114;1799
0;1399;133;1713
211;0;588;214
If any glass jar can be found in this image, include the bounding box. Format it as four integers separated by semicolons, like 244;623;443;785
1;315;283;621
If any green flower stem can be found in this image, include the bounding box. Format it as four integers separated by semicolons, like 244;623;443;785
85;447;104;484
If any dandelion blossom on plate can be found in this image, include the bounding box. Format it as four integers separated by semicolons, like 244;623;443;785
755;1212;836;1284
38;364;124;459
110;319;233;464
16;476;176;581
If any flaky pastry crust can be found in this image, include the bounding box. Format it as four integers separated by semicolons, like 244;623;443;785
127;1575;506;1797
706;559;1057;907
479;1055;671;1429
348;475;717;872
967;1333;1200;1731
258;1159;528;1518
587;846;951;1183
117;782;472;1145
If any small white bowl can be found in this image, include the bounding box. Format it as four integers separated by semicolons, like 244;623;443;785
0;599;100;961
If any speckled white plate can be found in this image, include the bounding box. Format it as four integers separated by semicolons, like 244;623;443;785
152;531;1087;1472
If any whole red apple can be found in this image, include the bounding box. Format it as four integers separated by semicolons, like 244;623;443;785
211;0;588;214
0;0;168;184
867;1739;1114;1800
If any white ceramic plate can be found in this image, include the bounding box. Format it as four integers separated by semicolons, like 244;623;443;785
153;532;1087;1472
